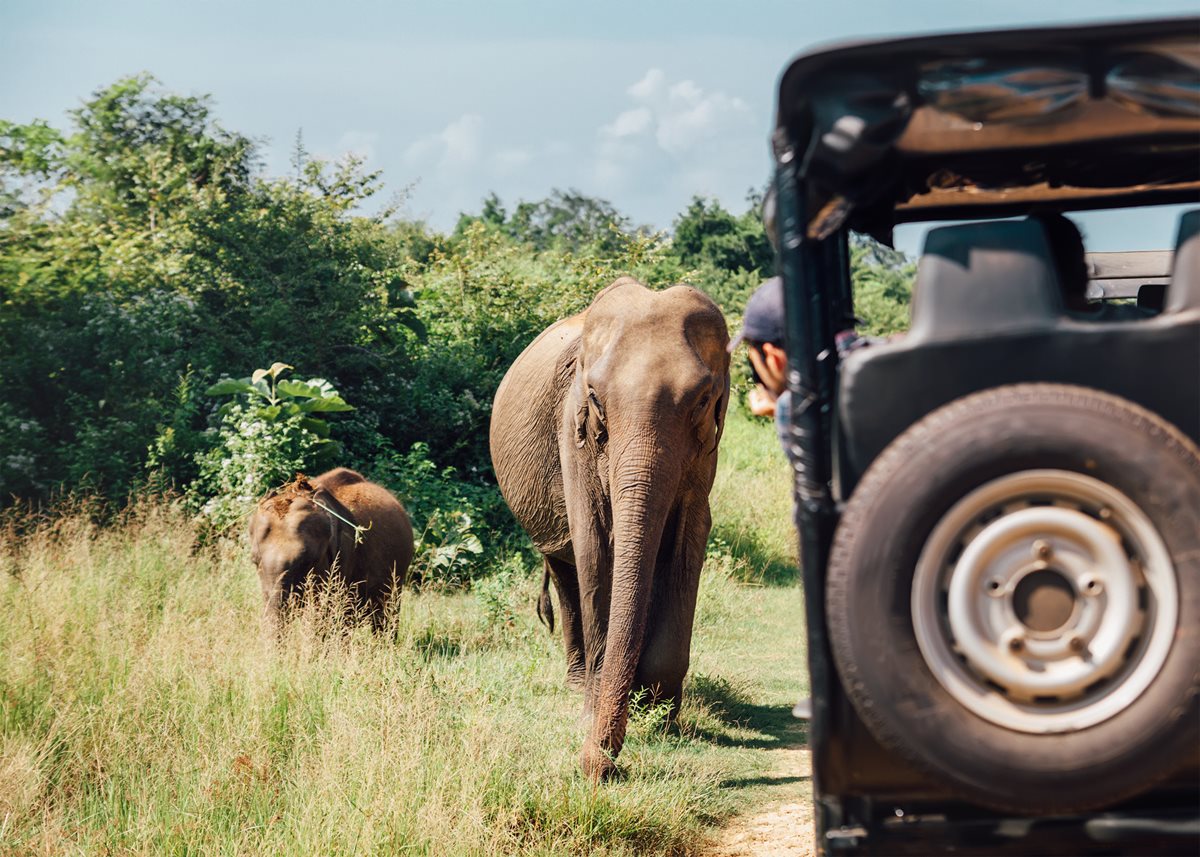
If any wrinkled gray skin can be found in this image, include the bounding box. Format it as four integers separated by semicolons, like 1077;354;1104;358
248;468;414;627
490;278;730;780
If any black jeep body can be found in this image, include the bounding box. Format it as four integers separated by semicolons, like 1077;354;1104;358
771;17;1200;855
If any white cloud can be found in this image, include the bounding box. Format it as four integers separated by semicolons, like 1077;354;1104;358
668;80;703;105
628;68;666;101
398;68;760;233
656;91;748;154
439;114;483;165
404;113;483;170
602;107;652;138
597;69;753;163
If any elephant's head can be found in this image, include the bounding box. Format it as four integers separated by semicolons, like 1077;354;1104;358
248;477;355;622
565;278;730;778
569;279;729;494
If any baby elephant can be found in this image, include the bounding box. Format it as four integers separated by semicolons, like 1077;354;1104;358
248;468;414;626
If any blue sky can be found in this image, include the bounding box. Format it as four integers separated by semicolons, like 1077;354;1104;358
2;0;1195;255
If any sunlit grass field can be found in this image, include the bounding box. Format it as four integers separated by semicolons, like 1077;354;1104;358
0;408;805;856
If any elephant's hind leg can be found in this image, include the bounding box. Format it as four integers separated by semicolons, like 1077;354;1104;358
545;555;586;690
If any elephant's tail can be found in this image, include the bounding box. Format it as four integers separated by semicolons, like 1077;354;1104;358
536;564;555;634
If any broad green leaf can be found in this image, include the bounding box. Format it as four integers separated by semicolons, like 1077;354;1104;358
205;379;256;397
299;417;331;438
276;379;328;399
251;368;270;385
304;377;339;396
298;398;353;413
461;534;483;554
268;361;292;379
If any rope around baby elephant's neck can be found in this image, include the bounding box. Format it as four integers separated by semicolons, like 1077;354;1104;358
312;499;372;545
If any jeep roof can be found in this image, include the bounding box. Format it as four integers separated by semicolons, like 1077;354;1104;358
772;16;1200;243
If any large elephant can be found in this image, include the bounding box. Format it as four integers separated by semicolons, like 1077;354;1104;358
490;277;730;780
248;468;414;627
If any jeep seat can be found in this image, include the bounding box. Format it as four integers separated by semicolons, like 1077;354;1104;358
836;215;1200;496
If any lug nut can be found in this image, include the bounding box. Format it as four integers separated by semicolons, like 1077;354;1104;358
1033;539;1053;560
1068;635;1087;653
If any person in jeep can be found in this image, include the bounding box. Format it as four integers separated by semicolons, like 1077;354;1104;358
1035;211;1155;320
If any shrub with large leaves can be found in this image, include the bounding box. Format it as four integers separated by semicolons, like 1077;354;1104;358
189;362;353;530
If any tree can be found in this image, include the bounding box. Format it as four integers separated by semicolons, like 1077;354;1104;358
457;188;636;253
0;76;417;500
65;74;253;233
671;195;773;274
849;233;915;337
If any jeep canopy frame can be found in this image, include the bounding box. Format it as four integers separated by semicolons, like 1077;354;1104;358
771;15;1200;855
774;16;1200;245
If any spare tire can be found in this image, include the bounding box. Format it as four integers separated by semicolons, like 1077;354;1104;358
827;383;1200;814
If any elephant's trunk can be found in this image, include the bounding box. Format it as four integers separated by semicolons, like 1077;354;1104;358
261;579;286;634
581;433;677;781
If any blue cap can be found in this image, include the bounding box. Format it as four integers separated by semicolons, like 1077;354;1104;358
728;277;784;352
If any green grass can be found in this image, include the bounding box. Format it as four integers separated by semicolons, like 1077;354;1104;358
708;406;798;586
0;408;807;855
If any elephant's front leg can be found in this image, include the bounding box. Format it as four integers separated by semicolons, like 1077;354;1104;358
636;500;711;719
558;455;613;725
545;555;586;690
579;566;654;781
579;491;668;782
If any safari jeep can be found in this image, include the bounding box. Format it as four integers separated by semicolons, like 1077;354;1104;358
769;16;1200;855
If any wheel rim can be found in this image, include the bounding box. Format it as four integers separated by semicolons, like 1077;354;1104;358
912;469;1178;734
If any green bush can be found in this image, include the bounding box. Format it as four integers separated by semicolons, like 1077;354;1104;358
369;441;516;587
184;362;352;531
851;234;915;338
473;553;532;627
1;74;913;590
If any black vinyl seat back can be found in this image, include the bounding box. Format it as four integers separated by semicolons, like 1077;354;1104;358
910;220;1063;342
836;214;1200;497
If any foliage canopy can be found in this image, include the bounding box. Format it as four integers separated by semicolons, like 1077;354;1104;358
0;76;913;543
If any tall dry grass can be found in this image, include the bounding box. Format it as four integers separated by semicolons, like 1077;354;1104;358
0;411;803;856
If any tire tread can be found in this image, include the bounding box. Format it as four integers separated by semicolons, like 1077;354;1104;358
827;382;1200;814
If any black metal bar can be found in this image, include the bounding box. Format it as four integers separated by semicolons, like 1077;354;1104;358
774;130;844;852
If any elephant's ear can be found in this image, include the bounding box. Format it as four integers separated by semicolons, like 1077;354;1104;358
568;369;594;449
574;387;606;449
574;398;589;449
714;366;731;443
696;370;730;454
314;489;356;568
332;515;358;571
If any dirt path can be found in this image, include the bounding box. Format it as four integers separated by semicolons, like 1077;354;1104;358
705;745;815;857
